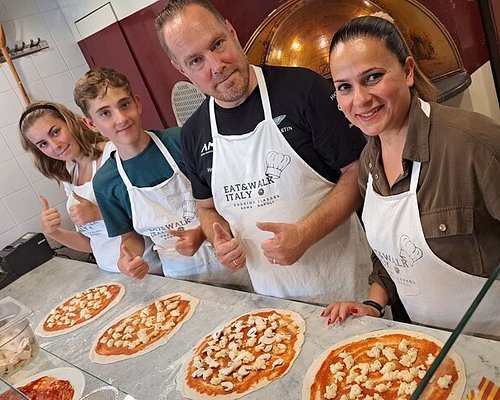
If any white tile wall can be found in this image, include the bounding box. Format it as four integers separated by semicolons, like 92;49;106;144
2;0;38;20
0;132;14;163
0;159;30;197
0;200;16;233
44;70;74;103
0;91;24;126
57;0;156;41
3;186;40;224
70;64;88;82
31;47;68;78
0;67;13;92
17;152;44;183
17;78;51;102
2;56;40;85
33;0;59;13
0;0;88;250
1;123;26;157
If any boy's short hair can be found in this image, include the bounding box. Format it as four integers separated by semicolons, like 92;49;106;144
74;67;133;117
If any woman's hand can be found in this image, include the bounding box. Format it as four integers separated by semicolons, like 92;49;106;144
169;226;205;257
320;301;380;325
39;196;61;235
69;192;101;225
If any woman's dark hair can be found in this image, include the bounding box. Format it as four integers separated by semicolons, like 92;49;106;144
329;15;437;102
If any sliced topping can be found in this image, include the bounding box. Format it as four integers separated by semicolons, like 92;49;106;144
272;358;284;368
221;381;234;392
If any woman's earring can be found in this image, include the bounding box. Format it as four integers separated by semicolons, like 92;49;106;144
338;104;342;111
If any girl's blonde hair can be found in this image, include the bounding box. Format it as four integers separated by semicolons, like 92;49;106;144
19;101;107;183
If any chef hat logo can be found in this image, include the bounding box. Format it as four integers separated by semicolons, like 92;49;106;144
265;151;291;179
182;200;197;222
399;234;422;269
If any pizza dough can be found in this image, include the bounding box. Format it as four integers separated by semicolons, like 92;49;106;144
302;329;466;400
90;292;198;364
36;283;125;337
178;308;306;400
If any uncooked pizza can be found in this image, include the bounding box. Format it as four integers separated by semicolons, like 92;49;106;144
90;292;198;364
302;329;466;400
36;282;125;337
178;308;306;400
18;376;73;400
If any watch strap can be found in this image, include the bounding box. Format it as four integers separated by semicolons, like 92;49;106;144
362;300;385;317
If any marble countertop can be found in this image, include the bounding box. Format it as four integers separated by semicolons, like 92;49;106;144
1;257;499;399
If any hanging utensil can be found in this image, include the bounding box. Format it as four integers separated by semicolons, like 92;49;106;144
0;23;30;107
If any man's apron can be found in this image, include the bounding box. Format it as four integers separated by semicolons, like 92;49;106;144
211;66;371;305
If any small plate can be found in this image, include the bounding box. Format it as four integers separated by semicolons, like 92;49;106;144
14;367;85;400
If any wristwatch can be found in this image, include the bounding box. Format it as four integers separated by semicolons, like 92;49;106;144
362;300;385;318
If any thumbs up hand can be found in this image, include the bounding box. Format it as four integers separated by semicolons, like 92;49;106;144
169;225;205;257
256;221;306;266
39;195;61;235
69;191;101;225
212;222;245;271
118;244;149;279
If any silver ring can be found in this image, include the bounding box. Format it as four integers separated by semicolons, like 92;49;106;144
232;259;238;266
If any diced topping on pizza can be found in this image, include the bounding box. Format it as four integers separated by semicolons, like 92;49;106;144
95;295;191;357
42;284;123;333
185;310;304;397
306;333;459;400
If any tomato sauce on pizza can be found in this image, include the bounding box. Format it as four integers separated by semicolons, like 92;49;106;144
91;293;198;364
180;309;305;400
37;283;125;337
303;330;465;400
18;376;74;400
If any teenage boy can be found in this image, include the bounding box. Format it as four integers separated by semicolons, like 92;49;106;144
74;67;252;289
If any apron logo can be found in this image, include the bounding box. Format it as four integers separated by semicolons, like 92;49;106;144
78;221;105;236
373;235;421;288
200;141;213;156
182;200;197;222
265;151;290;179
399;234;423;271
223;176;275;201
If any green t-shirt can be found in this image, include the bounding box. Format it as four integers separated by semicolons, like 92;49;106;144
93;128;187;237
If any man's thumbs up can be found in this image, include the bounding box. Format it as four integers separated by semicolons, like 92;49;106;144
213;222;232;244
256;221;305;266
212;222;245;271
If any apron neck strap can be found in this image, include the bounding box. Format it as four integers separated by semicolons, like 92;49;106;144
409;161;421;193
366;161;421;193
252;65;273;121
115;131;180;189
71;159;97;185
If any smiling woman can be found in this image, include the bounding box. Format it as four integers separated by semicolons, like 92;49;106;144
18;101;122;273
322;14;500;338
